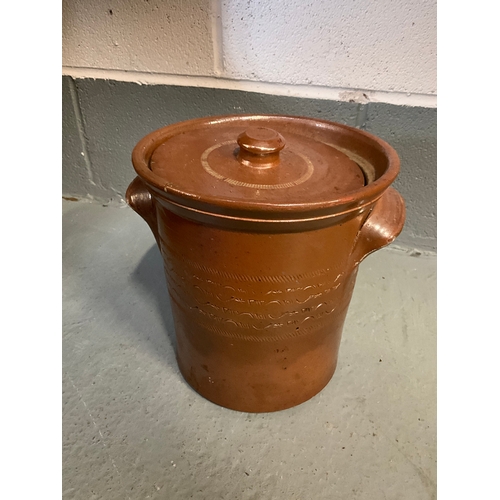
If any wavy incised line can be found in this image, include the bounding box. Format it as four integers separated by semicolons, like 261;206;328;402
170;280;338;321
170;294;345;342
265;283;324;295
180;297;337;327
166;262;344;319
294;292;323;304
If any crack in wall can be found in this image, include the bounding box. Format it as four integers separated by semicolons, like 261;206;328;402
210;0;224;76
356;103;369;130
67;77;96;187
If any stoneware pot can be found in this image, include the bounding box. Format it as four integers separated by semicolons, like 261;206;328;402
127;114;405;413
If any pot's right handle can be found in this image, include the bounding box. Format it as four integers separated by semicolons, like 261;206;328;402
126;176;161;249
351;187;406;266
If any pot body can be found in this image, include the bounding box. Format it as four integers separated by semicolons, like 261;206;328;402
157;202;363;412
127;115;406;412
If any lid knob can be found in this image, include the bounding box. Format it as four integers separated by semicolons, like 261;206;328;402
237;127;285;168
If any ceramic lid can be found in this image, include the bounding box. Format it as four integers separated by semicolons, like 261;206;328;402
132;115;400;227
149;119;365;207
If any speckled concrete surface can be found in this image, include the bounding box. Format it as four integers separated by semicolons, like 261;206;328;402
62;200;436;500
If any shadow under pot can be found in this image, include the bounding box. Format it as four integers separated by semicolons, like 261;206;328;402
127;114;405;413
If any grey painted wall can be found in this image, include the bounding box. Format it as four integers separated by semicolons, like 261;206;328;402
62;76;436;251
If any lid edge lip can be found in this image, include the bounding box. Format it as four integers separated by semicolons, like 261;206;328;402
131;114;400;217
155;194;375;228
148;182;383;215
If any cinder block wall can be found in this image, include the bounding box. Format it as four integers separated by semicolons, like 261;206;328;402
62;0;436;252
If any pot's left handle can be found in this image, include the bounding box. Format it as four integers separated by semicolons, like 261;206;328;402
126;176;161;248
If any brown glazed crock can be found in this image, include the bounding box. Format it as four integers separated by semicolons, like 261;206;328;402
127;114;405;413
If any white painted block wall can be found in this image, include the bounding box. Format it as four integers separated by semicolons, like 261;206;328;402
221;0;436;95
62;0;215;76
62;0;436;106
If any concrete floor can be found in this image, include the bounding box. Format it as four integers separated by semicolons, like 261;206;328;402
62;200;436;500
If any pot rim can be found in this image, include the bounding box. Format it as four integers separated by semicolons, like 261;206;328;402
131;114;400;222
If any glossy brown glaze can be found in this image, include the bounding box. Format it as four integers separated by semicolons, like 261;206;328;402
127;115;405;412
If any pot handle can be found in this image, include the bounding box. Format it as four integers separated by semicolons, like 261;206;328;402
351;187;406;266
126;176;160;248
